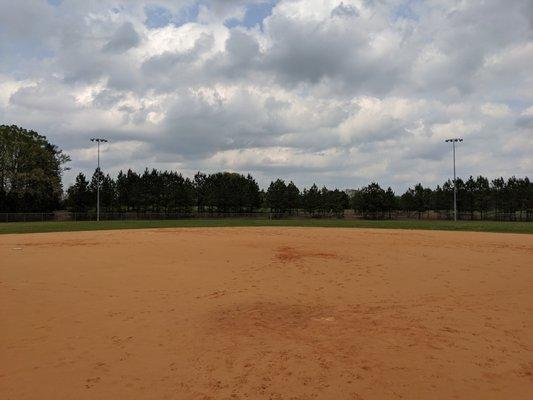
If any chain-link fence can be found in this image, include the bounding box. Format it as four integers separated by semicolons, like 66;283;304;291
345;210;532;221
0;210;531;223
0;213;56;223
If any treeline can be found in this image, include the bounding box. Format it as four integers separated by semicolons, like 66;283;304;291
65;169;351;216
65;168;532;219
351;177;532;219
264;179;349;216
67;170;261;213
1;125;532;219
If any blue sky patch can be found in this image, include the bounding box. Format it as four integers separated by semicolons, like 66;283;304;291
144;5;174;29
225;1;277;29
174;2;200;27
144;1;276;30
394;0;420;21
144;3;200;29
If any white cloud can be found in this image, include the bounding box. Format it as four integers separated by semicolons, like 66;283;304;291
431;120;482;141
0;0;531;191
0;76;36;107
480;103;512;118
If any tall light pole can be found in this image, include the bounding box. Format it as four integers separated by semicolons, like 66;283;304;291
90;138;108;222
445;138;463;221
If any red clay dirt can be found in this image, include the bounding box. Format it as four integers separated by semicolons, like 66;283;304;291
1;227;532;399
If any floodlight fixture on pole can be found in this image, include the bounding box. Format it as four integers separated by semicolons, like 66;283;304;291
90;138;108;222
444;138;463;221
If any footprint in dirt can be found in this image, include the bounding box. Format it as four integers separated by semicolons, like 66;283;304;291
85;376;101;389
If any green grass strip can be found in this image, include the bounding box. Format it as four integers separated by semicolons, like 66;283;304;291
0;218;531;235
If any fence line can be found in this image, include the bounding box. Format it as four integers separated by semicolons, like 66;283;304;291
0;210;531;223
0;213;56;223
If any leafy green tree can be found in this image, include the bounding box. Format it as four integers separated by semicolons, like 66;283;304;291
516;177;532;220
383;187;397;218
194;172;207;212
319;186;330;215
244;174;261;212
350;189;363;213
400;188;415;213
490;177;506;215
0;125;70;212
474;176;490;220
89;168;104;207
126;169;142;211
89;168;117;212
101;174;117;211
412;183;432;218
302;184;321;216
464;176;477;219
353;183;386;217
431;185;447;211
116;170;132;211
66;173;92;212
286;181;300;214
326;188;348;217
454;177;466;215
169;172;195;212
266;179;288;213
202;172;259;212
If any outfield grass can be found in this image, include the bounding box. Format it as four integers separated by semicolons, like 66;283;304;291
0;218;531;235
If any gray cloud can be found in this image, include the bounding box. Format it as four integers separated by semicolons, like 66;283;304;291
103;22;141;53
0;0;531;191
331;2;358;18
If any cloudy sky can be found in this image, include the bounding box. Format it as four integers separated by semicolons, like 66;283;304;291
0;0;532;191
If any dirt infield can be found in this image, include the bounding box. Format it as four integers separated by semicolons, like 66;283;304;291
1;228;532;399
